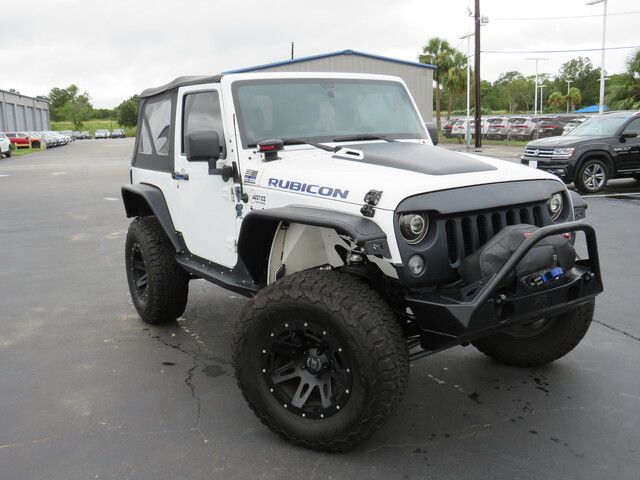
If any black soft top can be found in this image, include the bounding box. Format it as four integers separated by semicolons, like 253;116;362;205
140;74;224;98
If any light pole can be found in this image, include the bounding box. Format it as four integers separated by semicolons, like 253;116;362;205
586;0;607;114
459;31;473;151
539;84;547;114
566;79;573;113
526;57;548;116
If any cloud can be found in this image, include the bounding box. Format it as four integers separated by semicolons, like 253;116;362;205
1;0;637;107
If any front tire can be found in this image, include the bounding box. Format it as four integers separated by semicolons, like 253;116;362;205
471;300;594;367
576;158;609;193
233;270;409;451
125;217;189;324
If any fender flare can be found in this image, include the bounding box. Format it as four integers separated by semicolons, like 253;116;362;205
576;150;614;177
236;206;391;286
121;184;182;251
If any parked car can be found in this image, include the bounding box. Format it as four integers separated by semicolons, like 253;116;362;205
562;117;587;135
485;117;509;140
534;115;577;138
521;111;640;193
0;132;12;157
45;131;71;145
5;132;31;148
22;132;45;149
71;131;82;140
442;119;456;138
59;130;74;140
39;131;63;147
79;131;91;139
111;128;126;138
508;117;538;140
95;129;110;139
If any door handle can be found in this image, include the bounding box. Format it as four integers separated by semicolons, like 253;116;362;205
172;171;189;181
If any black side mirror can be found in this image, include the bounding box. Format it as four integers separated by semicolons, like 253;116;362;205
186;131;232;179
425;122;438;146
621;132;638;141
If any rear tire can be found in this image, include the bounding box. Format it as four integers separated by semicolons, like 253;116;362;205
233;270;409;451
575;158;609;193
125;217;189;324
471;300;594;367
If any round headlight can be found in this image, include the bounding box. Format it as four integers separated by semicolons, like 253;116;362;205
547;193;563;221
399;213;428;244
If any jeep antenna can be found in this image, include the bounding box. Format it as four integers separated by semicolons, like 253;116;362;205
232;114;248;203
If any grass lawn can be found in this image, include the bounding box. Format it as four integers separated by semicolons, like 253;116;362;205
439;136;529;147
8;147;41;157
51;120;136;137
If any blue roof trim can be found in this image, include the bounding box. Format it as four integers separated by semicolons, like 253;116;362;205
225;49;436;73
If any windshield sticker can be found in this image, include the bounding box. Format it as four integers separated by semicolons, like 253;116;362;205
267;178;349;199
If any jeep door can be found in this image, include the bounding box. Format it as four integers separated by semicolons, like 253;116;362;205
171;85;239;268
615;117;640;173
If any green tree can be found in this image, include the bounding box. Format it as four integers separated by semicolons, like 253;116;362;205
566;87;582;111
419;37;456;129
117;95;140;128
547;92;565;111
444;51;468;117
59;92;93;129
554;57;600;106
606;49;640;110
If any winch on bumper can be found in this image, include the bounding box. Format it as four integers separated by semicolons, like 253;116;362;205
403;221;603;357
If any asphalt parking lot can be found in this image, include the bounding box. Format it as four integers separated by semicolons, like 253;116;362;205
1;139;640;480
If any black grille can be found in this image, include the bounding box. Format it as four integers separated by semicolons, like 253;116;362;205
444;203;549;265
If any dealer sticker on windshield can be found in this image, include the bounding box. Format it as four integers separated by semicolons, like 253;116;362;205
529;160;538;169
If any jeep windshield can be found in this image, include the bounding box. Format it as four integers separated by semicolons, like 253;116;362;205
567;115;627;137
233;79;426;148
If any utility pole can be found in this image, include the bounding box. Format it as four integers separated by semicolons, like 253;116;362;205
291;42;295;60
539;84;547;114
586;0;607;114
566;79;573;113
526;57;548;116
459;31;473;151
474;0;481;147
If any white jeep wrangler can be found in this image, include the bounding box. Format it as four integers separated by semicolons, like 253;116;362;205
122;72;603;451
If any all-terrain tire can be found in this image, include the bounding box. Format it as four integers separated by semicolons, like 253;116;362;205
575;158;609;193
472;300;594;367
125;216;189;324
232;270;409;451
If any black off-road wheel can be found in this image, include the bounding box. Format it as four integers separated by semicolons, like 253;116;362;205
472;300;594;367
575;158;609;193
232;270;409;451
125;217;189;324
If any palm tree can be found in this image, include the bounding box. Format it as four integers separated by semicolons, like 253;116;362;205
419;38;455;130
607;49;640;110
547;92;565;111
566;87;582;111
444;51;468;118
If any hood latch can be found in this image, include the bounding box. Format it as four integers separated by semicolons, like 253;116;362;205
361;190;383;218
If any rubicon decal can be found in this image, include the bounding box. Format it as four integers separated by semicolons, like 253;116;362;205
267;178;350;199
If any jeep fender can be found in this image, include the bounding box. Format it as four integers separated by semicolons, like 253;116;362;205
237;206;392;285
121;184;182;251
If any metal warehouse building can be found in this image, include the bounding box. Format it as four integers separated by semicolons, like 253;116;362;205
0;89;50;132
229;49;435;121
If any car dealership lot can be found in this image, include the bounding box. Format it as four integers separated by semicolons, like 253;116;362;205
1;139;639;479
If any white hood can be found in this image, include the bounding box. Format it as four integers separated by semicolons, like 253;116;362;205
254;144;563;211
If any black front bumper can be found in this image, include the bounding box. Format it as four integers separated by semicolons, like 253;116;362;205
521;157;576;182
405;221;603;355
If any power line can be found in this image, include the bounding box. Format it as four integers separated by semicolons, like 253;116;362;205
483;45;640;54
490;10;640;21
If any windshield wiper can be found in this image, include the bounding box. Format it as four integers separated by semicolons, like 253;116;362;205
282;138;336;152
331;134;396;143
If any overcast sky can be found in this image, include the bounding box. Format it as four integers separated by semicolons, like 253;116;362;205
2;0;638;108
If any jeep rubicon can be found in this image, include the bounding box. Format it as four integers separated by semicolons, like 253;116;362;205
121;72;603;451
522;111;640;193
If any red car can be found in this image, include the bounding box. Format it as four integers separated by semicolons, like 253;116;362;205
5;132;31;148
